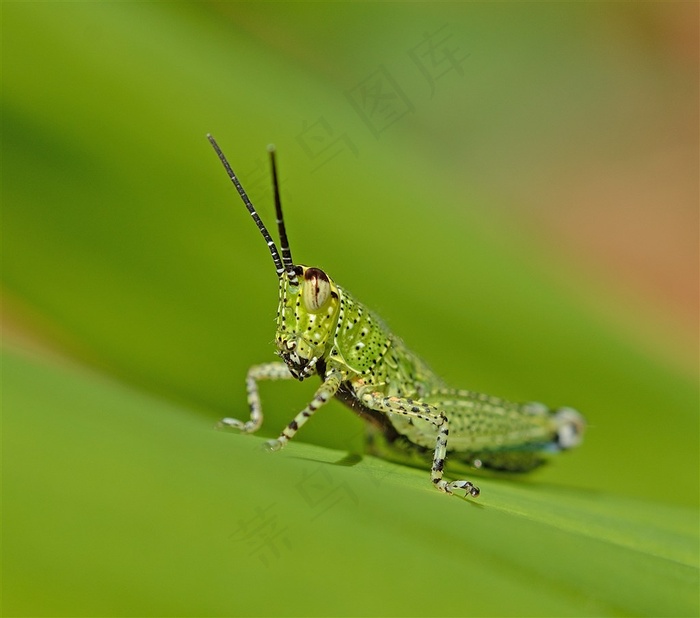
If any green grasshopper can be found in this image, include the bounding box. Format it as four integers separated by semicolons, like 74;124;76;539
208;134;585;498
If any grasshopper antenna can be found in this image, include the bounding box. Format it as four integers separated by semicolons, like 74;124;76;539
207;134;284;277
268;145;298;285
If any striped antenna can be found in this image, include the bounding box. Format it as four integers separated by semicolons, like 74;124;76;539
268;145;297;281
207;134;284;277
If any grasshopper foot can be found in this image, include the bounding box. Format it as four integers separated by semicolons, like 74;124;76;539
436;479;480;498
218;417;246;431
263;438;285;452
449;480;480;498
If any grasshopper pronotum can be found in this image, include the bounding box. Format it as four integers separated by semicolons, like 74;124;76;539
208;135;585;498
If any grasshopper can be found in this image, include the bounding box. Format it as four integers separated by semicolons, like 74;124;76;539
208;134;585;498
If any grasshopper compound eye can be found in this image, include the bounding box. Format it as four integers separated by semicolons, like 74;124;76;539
303;267;331;312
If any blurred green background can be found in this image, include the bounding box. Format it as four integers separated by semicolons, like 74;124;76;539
3;2;698;616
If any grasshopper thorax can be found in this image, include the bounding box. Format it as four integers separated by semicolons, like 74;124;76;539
276;265;340;380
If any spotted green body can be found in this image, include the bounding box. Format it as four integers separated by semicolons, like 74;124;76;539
209;135;585;498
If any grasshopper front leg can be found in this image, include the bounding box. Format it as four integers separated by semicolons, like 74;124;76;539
219;362;343;451
219;362;294;433
360;392;481;498
264;369;342;451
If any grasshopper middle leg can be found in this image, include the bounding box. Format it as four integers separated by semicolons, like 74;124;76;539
360;392;480;498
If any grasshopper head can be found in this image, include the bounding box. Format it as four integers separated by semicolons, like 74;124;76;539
276;265;340;380
208;135;339;380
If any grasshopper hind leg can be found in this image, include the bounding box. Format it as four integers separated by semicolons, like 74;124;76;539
462;405;586;472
